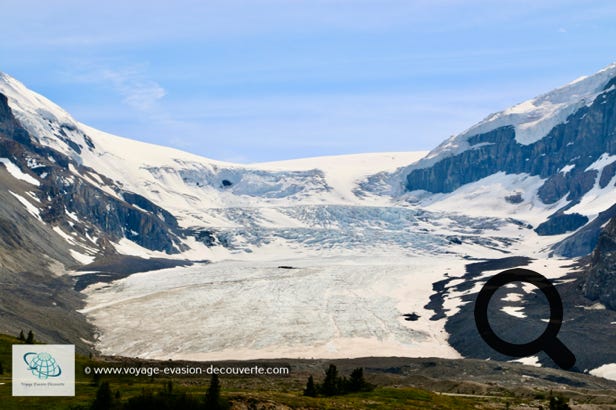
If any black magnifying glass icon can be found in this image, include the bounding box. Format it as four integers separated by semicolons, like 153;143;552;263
474;268;576;370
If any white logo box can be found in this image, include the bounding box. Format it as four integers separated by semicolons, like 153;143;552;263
12;344;75;396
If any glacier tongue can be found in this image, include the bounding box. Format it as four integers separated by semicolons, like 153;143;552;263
82;258;465;360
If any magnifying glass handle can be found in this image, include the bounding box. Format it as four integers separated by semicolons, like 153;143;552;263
544;338;576;370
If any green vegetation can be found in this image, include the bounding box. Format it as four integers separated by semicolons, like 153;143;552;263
204;374;230;409
0;333;604;409
304;364;374;397
91;382;113;410
303;374;317;397
122;382;203;410
0;332;492;409
235;386;482;409
26;330;34;344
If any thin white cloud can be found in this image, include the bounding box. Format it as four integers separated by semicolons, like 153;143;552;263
65;65;166;112
112;77;166;112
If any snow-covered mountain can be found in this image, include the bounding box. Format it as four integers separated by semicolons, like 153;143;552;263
1;65;616;376
0;71;528;264
377;63;616;257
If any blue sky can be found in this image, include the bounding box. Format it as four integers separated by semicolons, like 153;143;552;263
2;0;616;162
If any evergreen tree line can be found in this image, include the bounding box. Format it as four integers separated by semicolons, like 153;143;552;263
18;329;35;343
0;330;36;378
89;374;229;410
303;365;374;397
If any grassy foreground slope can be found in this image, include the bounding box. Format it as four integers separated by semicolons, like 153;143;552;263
1;334;615;409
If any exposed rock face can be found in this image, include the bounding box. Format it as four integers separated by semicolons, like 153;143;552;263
0;91;187;350
405;80;616;202
534;212;588;236
0;94;30;143
0;92;186;254
403;75;616;255
584;215;616;310
552;203;616;257
445;257;616;371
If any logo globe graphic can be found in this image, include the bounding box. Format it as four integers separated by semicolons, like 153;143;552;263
23;352;62;379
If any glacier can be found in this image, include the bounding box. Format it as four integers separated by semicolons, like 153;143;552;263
2;66;615;370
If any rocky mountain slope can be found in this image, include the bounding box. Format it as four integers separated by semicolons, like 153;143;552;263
0;71;529;265
391;63;616;259
0;90;188;349
1;64;616;373
584;214;616;310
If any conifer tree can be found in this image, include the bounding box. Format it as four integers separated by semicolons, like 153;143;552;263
91;381;112;410
205;373;228;409
26;330;34;344
303;375;317;397
18;330;25;341
348;368;369;392
321;364;339;396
